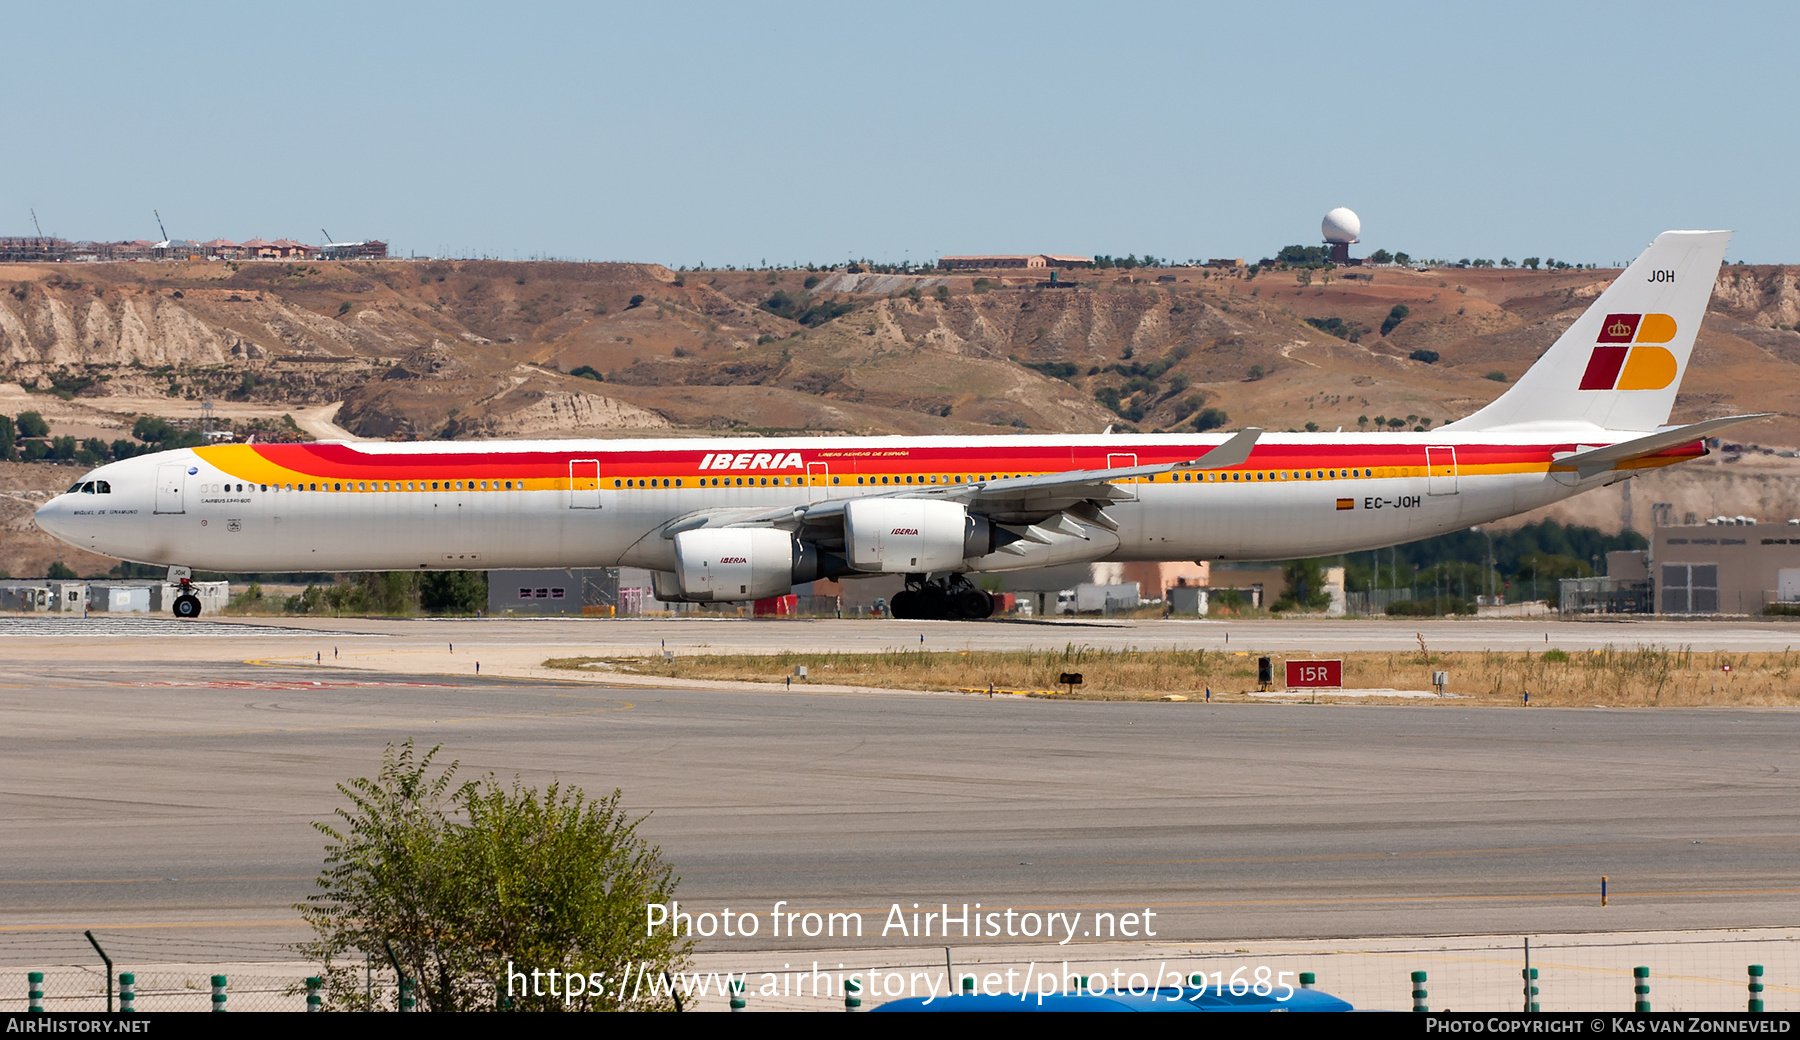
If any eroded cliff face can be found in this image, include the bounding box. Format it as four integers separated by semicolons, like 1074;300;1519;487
1711;267;1800;329
4;259;1800;444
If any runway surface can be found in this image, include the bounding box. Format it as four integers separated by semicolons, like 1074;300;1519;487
8;611;1800;652
2;618;1797;963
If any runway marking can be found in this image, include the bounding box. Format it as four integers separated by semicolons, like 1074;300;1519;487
137;680;454;690
0;920;307;933
0;877;312;886
683;836;1800;874
3;690;635;741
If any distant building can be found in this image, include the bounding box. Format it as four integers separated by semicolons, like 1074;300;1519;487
489;568;620;615
938;254;1094;271
1650;512;1800;614
1206;258;1246;268
320;240;389;260
0;237;68;262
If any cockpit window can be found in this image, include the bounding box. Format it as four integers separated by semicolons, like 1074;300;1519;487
93;481;111;494
67;482;86;494
64;480;112;495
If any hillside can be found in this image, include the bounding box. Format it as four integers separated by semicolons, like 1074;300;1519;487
4;256;1800;577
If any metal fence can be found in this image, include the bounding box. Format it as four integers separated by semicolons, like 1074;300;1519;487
2;932;1794;1012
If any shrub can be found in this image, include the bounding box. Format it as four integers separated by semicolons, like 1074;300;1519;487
297;741;691;1011
1193;407;1229;432
1409;349;1440;364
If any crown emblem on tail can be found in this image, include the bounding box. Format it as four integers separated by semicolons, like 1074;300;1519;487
1607;319;1634;338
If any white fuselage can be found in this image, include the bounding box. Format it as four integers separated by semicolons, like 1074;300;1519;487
34;430;1670;577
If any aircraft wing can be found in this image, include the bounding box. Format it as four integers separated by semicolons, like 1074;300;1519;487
1553;414;1771;478
660;428;1263;535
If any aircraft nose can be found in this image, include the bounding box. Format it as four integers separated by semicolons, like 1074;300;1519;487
33;495;77;542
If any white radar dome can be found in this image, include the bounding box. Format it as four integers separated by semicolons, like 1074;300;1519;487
1322;207;1362;244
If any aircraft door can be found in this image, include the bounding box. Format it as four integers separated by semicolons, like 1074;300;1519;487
570;459;601;508
154;463;187;514
1425;446;1458;496
1107;452;1139;501
807;462;830;502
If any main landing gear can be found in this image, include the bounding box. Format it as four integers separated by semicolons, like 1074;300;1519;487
168;565;202;619
888;574;995;620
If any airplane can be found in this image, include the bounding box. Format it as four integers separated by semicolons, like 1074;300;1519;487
35;230;1767;620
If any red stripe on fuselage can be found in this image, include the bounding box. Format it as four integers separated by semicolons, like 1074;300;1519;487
245;439;1610;480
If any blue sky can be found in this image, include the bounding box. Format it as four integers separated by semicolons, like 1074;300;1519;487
5;2;1795;265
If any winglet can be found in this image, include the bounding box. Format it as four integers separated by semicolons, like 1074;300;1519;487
1179;427;1262;471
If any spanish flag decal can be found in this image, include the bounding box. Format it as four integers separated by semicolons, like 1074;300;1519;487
1336;498;1354;510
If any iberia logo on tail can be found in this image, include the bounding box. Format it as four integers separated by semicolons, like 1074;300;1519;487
1579;313;1679;390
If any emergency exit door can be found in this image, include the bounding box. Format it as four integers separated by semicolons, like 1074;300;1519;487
569;459;600;508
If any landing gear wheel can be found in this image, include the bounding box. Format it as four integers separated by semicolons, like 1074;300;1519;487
889;590;918;619
956;589;995;619
173;594;202;619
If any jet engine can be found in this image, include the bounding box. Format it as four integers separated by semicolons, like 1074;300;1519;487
654;527;848;602
842;499;994;572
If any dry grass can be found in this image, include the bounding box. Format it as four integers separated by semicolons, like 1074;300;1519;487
544;644;1800;708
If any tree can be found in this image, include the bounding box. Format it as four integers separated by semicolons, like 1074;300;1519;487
421;571;487;614
1275;559;1331;611
1380;304;1410;336
47;561;77;579
298;741;691;1011
1392;252;1411;266
0;414;13;461
16;411;48;438
1192;407;1229;432
1409;349;1440;364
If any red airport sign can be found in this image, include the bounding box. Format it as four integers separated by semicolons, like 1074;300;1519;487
1285;659;1343;688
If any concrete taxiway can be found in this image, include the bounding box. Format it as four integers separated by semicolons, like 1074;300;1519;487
1;614;1798;969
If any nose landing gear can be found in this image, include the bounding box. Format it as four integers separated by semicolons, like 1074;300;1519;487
888;574;995;620
168;565;202;619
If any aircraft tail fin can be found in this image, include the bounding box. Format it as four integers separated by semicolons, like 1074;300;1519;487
1441;230;1730;434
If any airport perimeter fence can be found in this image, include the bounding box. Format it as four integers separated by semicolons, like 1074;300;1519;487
1;933;1796;1012
875;935;1800;1015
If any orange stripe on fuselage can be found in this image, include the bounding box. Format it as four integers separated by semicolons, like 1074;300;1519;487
190;438;1702;487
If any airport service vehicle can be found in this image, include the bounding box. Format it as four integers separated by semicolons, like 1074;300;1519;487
37;231;1763;619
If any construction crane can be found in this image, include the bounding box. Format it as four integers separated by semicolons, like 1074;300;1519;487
154;210;170;248
31;208;44;239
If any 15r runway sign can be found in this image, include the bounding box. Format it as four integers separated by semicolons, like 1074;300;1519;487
1285;660;1342;688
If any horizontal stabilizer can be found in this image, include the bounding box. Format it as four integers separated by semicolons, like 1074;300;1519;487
1555;414;1771;477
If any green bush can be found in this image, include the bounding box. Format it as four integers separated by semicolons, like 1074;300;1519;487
297;741;691;1011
